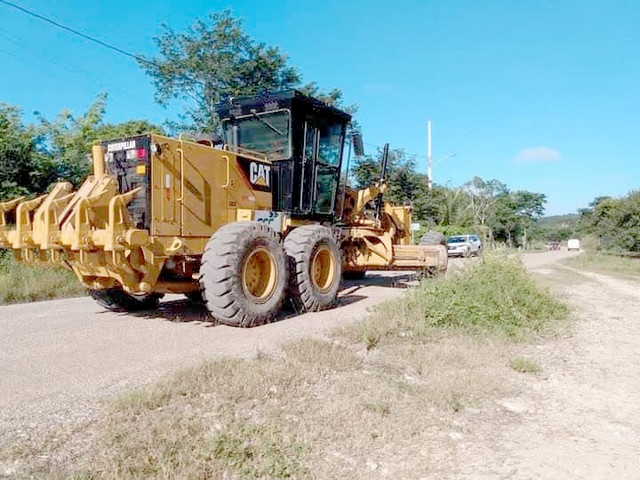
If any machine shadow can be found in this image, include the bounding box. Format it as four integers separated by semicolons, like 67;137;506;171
114;272;417;325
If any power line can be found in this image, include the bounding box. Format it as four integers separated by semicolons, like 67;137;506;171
0;0;150;65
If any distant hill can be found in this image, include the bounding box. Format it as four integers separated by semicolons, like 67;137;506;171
536;214;579;241
538;214;579;228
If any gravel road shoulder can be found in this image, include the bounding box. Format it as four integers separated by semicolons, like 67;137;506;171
449;251;640;479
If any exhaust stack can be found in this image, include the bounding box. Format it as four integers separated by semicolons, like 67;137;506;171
92;144;106;178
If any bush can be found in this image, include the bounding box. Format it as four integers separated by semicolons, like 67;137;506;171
356;253;569;344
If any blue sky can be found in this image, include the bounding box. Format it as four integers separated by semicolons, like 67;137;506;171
1;0;638;215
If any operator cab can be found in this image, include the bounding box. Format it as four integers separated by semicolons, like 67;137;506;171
217;90;351;219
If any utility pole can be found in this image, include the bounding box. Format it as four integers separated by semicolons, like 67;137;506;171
427;120;433;190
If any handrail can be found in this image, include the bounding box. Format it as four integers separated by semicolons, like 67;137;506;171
221;155;230;188
176;138;186;202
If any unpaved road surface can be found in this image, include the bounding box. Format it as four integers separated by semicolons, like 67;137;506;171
451;250;640;479
0;272;412;447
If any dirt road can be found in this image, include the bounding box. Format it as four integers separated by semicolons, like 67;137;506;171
452;250;640;479
0;272;411;447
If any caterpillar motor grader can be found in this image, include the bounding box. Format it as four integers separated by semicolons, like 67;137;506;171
0;90;446;327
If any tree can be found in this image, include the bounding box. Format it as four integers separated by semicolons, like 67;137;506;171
511;190;546;248
578;192;640;252
36;94;108;186
138;10;301;132
350;147;429;212
438;187;472;228
463;177;508;229
493;190;546;247
0;104;50;198
37;94;164;187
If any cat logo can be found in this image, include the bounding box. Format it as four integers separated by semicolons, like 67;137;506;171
249;162;271;188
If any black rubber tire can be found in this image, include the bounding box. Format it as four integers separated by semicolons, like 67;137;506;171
199;222;287;327
342;270;366;280
284;225;342;312
419;231;446;246
185;290;204;303
89;288;163;312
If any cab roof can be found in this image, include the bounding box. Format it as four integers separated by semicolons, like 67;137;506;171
215;89;352;124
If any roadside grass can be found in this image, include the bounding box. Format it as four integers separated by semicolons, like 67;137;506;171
0;251;85;304
4;253;570;479
562;251;640;280
510;356;541;374
348;252;569;347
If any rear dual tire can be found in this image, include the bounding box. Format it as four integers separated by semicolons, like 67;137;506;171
199;222;287;327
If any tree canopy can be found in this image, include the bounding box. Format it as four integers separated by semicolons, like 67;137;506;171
138;10;351;133
138;10;300;132
0;95;164;197
0;104;47;199
577;191;640;252
349;146;547;245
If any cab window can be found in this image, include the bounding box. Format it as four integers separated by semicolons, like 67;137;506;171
317;123;343;166
222;109;291;161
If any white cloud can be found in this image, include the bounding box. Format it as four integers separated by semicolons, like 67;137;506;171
515;146;562;164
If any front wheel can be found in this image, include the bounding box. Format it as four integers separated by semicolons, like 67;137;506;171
199;222;287;327
285;225;342;312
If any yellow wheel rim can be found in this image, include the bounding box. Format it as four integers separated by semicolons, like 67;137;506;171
242;247;278;303
310;244;336;294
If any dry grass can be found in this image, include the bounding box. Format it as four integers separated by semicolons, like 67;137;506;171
2;254;569;479
509;356;541;374
24;336;506;480
562;252;640;280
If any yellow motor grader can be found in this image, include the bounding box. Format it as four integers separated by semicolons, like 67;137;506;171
0;90;446;327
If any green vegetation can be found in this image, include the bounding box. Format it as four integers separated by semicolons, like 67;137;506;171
563;251;640;279
510;356;541;374
138;9;348;133
535;214;579;242
0;96;165;201
577;192;640;253
0;252;84;304
352;152;548;247
352;253;569;345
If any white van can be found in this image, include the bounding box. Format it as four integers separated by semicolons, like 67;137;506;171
567;239;580;251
